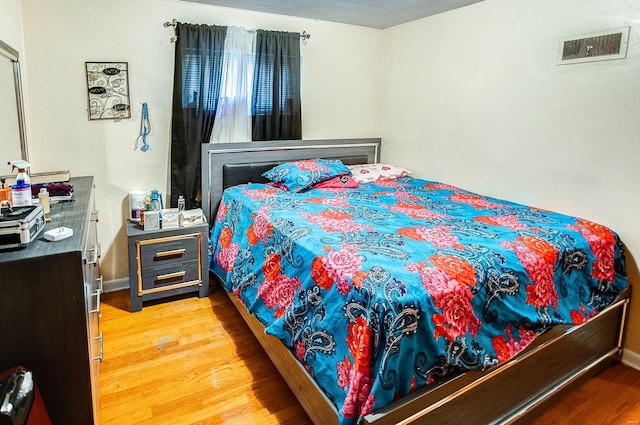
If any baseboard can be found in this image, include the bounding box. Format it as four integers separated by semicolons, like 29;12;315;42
103;277;129;293
621;349;640;371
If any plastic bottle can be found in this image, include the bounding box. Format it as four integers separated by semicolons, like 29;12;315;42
144;196;151;213
140;196;151;228
10;161;32;207
177;195;185;212
139;206;146;227
38;187;50;214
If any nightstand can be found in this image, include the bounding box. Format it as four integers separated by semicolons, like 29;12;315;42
126;221;209;312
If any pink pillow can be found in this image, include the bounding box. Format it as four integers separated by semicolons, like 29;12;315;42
313;175;359;189
267;181;289;190
348;163;411;183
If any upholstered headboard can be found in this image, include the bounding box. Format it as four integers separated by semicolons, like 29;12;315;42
201;138;381;223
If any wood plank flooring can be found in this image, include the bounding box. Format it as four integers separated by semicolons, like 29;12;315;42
99;283;640;425
529;362;640;425
98;284;312;425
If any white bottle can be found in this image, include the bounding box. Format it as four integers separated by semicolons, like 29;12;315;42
39;187;50;214
11;166;32;207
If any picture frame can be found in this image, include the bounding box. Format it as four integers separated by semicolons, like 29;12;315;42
85;62;131;120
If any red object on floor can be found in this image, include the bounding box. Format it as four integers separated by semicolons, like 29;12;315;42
0;366;52;425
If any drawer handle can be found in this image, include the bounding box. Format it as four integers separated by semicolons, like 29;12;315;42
156;271;186;281
93;333;103;362
155;248;186;258
87;243;101;265
89;289;101;314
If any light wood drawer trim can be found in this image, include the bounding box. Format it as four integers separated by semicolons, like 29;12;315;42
156;270;187;280
139;280;202;296
136;233;203;297
155;248;186;258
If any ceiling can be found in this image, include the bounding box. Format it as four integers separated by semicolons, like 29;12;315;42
178;0;485;29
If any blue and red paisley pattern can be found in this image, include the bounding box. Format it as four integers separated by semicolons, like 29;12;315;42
209;176;627;425
262;158;351;192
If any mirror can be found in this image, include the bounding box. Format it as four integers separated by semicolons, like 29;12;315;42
0;39;28;169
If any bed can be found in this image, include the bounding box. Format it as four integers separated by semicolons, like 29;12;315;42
201;138;631;425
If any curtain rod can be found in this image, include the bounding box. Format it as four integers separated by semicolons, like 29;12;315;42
163;19;310;44
164;19;178;43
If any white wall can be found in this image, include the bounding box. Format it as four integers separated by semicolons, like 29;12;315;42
381;0;640;354
20;0;382;282
0;0;24;51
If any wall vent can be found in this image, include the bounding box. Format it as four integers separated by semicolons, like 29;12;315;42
557;26;630;65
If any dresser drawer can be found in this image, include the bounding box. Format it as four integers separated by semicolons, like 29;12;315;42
138;234;200;268
140;259;200;291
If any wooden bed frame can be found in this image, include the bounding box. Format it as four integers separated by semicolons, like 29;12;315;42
201;138;631;424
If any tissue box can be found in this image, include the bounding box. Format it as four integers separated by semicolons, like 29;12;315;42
161;208;179;229
179;208;205;227
143;211;159;231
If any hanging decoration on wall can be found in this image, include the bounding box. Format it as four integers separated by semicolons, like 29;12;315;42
135;102;151;152
85;62;131;120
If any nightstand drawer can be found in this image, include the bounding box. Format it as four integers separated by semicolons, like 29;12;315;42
140;259;201;293
127;221;209;312
139;235;200;267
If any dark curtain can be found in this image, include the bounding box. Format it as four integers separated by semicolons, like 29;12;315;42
170;23;226;209
251;30;302;141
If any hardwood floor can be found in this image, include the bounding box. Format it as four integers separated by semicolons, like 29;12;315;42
528;362;640;425
98;283;312;425
99;283;640;425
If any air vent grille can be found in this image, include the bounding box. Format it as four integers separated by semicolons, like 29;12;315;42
558;27;629;65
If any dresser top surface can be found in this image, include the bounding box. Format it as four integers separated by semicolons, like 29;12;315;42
0;176;94;263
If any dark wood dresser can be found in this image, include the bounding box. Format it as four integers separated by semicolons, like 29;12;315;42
0;176;101;424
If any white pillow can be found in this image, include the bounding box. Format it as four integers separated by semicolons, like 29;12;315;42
348;163;411;183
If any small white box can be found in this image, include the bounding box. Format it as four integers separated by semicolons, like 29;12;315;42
179;208;205;227
143;211;159;230
44;226;73;241
161;208;179;229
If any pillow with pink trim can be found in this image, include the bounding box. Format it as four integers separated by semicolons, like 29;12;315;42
313;174;359;189
262;158;350;192
348;163;411;183
266;181;289;190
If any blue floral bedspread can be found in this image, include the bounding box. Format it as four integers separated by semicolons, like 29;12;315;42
209;176;628;425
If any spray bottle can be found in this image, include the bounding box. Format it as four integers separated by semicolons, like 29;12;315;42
9;160;32;207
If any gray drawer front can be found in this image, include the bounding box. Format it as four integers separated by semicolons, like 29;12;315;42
139;235;200;267
140;259;200;291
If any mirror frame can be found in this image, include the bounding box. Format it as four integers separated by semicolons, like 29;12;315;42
0;38;29;162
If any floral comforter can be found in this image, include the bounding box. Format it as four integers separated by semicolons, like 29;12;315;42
209;176;628;425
